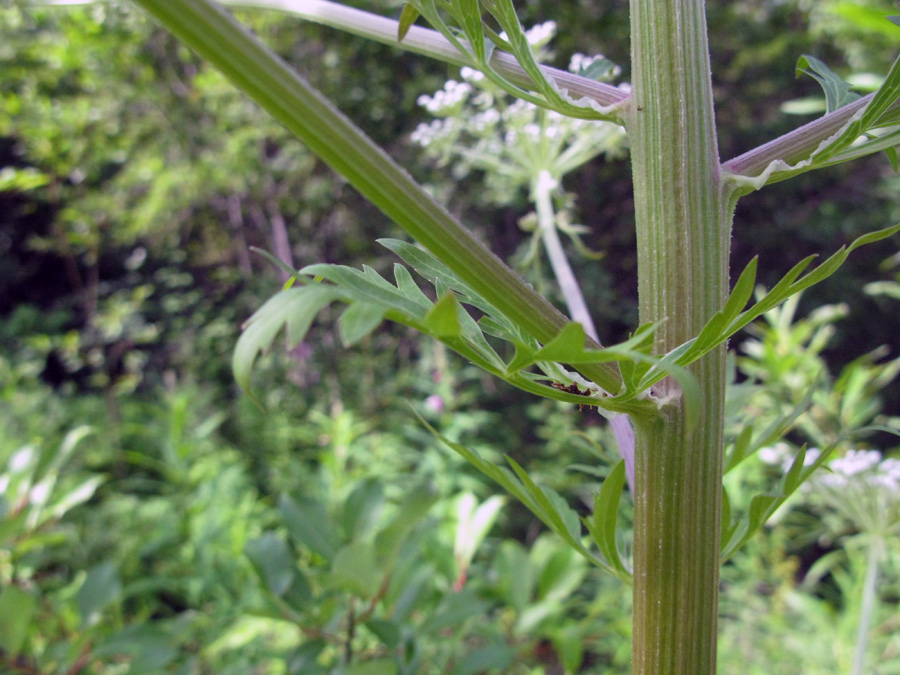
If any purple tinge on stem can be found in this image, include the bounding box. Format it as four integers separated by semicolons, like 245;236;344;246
610;413;635;491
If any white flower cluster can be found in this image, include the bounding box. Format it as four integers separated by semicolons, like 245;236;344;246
460;66;485;83
524;20;556;46
410;118;457;148
758;441;821;471
820;449;900;490
499;20;557;47
759;443;900;491
416;79;472;114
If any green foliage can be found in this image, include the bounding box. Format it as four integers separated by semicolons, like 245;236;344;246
5;0;900;673
796;54;861;112
401;0;628;121
236;239;669;417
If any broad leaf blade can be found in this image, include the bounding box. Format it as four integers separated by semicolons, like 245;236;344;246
339;302;387;346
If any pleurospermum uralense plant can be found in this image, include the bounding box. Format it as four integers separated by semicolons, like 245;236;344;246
124;0;900;672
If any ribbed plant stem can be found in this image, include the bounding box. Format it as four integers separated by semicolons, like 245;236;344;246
628;0;730;672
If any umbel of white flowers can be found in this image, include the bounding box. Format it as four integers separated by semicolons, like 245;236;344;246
410;21;627;206
761;444;900;535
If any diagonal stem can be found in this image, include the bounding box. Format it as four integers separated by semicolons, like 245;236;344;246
130;0;624;393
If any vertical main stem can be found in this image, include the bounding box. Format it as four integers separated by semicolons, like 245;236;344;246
627;0;732;673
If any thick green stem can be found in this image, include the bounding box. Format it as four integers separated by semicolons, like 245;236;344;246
628;0;730;672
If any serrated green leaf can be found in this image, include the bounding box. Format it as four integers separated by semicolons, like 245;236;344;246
504;340;539;375
302;263;430;318
397;4;420;42
505;456;584;547
782;444;808;493
379;239;505;321
722;441;838;561
393;263;433;307
671;224;900;378
541;485;583;544
233;286;341;400
722;257;759;324
796;55;860;113
339;302;387;346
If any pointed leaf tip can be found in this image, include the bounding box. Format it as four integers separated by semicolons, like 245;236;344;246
398;4;420;42
424;293;464;338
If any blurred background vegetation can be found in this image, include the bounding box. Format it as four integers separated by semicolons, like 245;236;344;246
1;0;899;672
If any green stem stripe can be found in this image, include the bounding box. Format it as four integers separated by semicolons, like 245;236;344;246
130;0;622;392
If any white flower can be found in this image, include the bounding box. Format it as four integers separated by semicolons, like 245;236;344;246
758;442;791;466
460;66;484;82
830;449;882;477
524;21;556;46
499;21;556;47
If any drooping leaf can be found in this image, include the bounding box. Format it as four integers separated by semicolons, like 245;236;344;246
413;411;624;577
584;460;631;577
233;285;341;401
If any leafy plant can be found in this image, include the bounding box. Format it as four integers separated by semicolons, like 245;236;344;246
41;0;900;671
